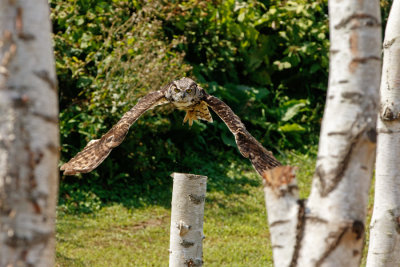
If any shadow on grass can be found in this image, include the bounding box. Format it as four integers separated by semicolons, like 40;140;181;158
56;252;86;267
58;147;264;214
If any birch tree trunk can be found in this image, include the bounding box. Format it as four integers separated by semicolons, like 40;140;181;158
263;0;381;266
0;0;59;266
298;0;381;265
366;1;400;266
169;173;207;267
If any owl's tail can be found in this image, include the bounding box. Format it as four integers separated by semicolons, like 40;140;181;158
183;101;213;126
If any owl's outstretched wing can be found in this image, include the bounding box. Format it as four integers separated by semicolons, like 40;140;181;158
203;93;281;175
60;90;168;175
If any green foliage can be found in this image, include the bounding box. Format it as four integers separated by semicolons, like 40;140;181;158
58;184;102;214
162;0;329;88
52;0;330;212
161;0;328;149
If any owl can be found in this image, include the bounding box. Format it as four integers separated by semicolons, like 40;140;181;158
165;77;213;126
60;77;280;176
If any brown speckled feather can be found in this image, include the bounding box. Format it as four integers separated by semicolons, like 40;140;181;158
183;101;213;126
203;93;281;175
60;89;167;175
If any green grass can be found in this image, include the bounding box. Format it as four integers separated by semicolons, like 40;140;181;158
56;172;278;266
56;149;374;266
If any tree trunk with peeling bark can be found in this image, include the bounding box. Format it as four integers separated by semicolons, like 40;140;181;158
263;0;381;266
366;1;400;266
169;173;207;267
0;0;59;266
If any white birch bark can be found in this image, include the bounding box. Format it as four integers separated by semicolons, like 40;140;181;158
0;0;59;266
169;173;207;267
263;1;381;266
297;0;381;265
367;1;400;266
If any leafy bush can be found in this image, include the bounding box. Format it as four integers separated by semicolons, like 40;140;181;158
162;0;329;87
161;0;328;148
52;0;331;212
58;184;102;214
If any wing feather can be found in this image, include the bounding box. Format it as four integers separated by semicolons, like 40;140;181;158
61;90;168;175
203;93;281;175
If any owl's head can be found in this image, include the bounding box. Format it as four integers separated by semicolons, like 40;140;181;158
165;77;202;107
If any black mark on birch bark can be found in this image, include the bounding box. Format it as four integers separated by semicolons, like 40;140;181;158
366;128;377;143
289;199;305;267
47;142;59;154
383;37;397;49
31;200;41;214
396;216;400;234
26;144;37;190
188;194;205;204
316;125;364;196
334;13;380;29
349;56;381;73
328;131;348;136
34;70;57;91
180;239;194;248
0;30;16;72
352;220;364;240
330;49;339;55
185;258;202;267
388;209;400;234
20;250;28;261
18;33;35;41
381;106;399;121
377;128;399;134
270;220;290;227
306;216;329;224
341;91;362;104
5;230;52;247
15;7;35;41
32;111;58;124
11;93;30;107
184;174;206;180
315;225;349;267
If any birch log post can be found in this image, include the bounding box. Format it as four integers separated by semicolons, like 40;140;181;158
367;1;400;266
0;0;59;266
169;173;207;267
263;166;301;267
262;0;381;266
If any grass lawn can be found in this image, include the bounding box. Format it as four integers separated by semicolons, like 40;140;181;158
56;150;374;266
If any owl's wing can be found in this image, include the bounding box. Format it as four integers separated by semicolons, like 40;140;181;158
60;89;168;175
203;93;281;175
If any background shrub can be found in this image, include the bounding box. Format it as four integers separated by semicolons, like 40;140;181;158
51;0;336;212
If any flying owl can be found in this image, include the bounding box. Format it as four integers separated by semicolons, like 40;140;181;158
60;77;281;176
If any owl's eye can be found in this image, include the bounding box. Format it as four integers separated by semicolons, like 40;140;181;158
187;84;197;93
172;85;179;93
